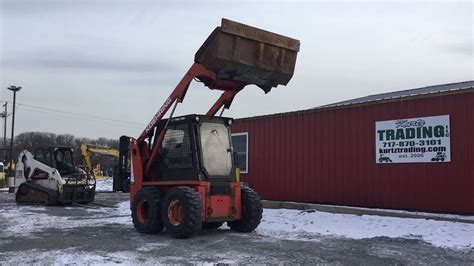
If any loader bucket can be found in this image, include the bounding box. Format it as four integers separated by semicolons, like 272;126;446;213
195;19;300;93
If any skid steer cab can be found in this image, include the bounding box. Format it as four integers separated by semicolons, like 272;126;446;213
128;115;262;238
15;146;96;205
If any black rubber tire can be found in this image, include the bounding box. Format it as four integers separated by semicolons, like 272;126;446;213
131;187;163;234
162;186;202;239
228;186;263;233
202;222;224;230
122;178;130;193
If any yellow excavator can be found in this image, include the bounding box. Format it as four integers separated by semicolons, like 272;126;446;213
80;144;119;179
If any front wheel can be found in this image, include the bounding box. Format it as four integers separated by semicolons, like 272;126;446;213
162;186;202;239
228;186;263;233
131;187;163;234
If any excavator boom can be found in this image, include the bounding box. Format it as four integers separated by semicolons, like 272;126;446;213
80;144;119;178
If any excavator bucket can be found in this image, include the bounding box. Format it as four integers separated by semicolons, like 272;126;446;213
195;18;300;93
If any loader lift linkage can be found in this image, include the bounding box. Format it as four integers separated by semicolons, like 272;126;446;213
137;63;244;179
126;18;299;238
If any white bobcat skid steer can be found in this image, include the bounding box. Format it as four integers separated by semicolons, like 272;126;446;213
15;147;96;205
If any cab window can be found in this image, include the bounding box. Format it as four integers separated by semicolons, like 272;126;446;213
54;149;75;175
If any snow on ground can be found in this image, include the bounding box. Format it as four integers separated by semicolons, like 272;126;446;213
1;249;141;265
256;209;474;249
301;203;474;222
95;177;114;192
0;245;247;265
0;201;131;237
1;200;473;250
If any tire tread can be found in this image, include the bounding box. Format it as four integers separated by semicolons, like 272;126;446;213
132;187;163;234
228;186;263;233
162;186;202;239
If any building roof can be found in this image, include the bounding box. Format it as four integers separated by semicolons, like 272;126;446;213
235;80;474;121
320;80;474;109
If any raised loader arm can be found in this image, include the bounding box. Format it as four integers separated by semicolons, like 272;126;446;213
138;63;247;177
131;18;300;190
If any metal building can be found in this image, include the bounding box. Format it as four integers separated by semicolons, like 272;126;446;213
231;81;474;214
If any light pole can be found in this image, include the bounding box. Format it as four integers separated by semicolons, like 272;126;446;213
7;86;21;192
1;102;7;160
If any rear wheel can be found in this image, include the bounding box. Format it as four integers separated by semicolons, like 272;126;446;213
131;187;163;234
202;222;224;230
228;186;263;233
162;186;202;239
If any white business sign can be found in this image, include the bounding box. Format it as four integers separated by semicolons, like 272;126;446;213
376;115;451;163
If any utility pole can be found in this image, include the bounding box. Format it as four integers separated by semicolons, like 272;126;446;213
7;86;21;193
1;102;7;161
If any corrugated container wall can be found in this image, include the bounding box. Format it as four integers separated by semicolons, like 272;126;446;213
232;89;474;214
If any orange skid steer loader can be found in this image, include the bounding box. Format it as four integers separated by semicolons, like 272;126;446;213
121;19;300;238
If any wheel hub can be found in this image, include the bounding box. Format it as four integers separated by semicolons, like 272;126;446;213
168;200;184;226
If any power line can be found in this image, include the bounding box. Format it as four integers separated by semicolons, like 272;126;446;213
17;106;143;128
17;102;144;126
3;101;145;128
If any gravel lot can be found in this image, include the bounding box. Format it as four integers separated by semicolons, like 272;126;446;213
0;192;473;264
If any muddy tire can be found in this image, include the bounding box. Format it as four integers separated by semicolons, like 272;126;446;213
162;186;202;239
228;186;263;233
131;187;163;234
202;222;224;230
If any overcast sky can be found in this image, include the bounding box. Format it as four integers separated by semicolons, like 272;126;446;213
0;0;472;139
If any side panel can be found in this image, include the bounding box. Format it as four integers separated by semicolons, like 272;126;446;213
204;181;241;221
141;181;241;221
